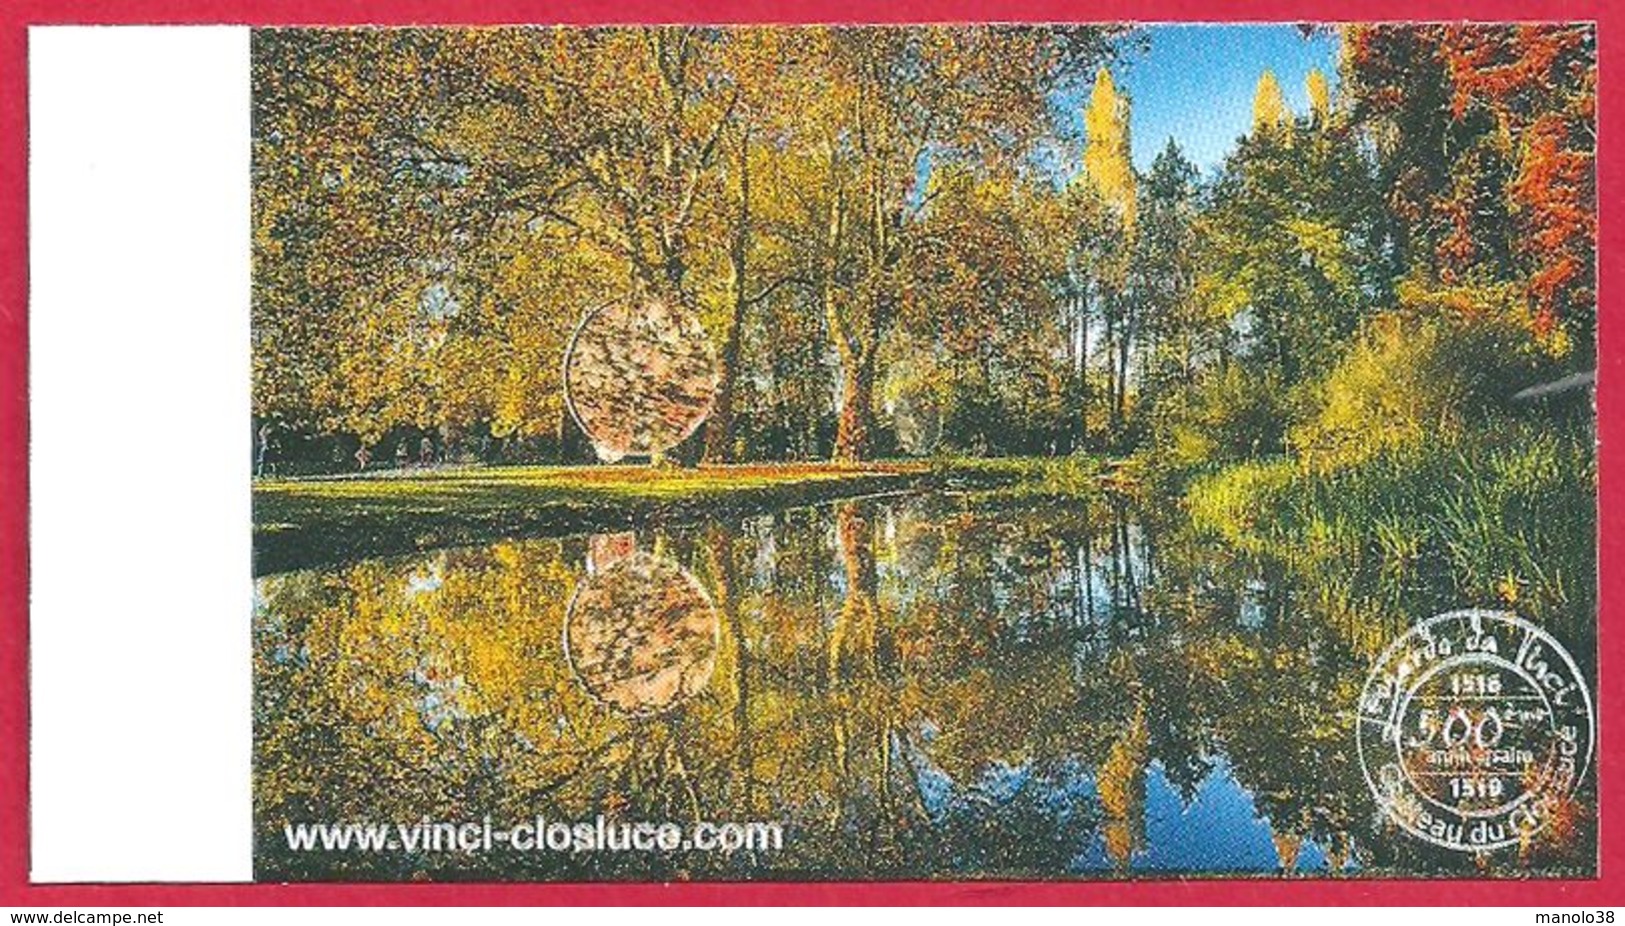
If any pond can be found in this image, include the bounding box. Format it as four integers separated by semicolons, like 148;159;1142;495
252;490;1596;881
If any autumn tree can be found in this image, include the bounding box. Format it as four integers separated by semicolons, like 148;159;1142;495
903;166;1077;454
1344;23;1595;354
1200;78;1381;386
803;28;1121;460
1252;69;1291;133
1134;141;1203;400
1074;66;1139;444
1306;67;1332;126
1083;67;1138;231
255;29;735;452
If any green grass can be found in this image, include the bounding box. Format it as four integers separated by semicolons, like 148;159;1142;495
254;458;1053;575
935;454;1121;501
258;462;917;514
1183;422;1595;632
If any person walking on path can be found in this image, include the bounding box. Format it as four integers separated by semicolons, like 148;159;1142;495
256;422;273;477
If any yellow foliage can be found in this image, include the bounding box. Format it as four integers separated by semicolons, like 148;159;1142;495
1289;316;1457;471
1096;705;1148;868
1306;68;1331;125
1284;218;1354;289
1288;302;1544;473
1184;458;1297;546
1083;67;1137;232
1252;69;1290;133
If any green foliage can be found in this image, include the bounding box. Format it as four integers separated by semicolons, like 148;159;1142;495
1182;269;1588;633
1150;364;1288;470
1289;304;1544;471
1133;142;1205;407
1187;421;1595;627
1182;456;1297;542
1196;119;1383;385
902;166;1079;456
254;25;1126;465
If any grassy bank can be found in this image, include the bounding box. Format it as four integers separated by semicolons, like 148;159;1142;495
254;459;1041;575
1183;423;1595;632
941;454;1142;501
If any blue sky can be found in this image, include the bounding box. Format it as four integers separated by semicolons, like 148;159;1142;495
1098;24;1341;174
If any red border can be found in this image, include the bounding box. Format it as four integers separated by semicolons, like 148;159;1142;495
0;0;1618;907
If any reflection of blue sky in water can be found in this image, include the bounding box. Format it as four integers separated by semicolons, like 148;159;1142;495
906;734;1342;875
258;492;1561;880
1078;757;1338;874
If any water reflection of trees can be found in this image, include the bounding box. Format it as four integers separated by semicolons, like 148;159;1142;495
255;493;1592;880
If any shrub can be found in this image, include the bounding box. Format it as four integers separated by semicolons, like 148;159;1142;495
1152;364;1290;471
1184;457;1297;547
1290;305;1546;473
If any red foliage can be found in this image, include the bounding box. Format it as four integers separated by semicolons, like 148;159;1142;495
1440;24;1590;126
1513;112;1594;333
1346;24;1595;340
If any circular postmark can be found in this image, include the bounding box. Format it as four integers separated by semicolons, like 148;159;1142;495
1357;609;1593;852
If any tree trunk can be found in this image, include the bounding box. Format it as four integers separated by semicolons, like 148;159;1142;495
1103;295;1118;437
705;129;752;464
836;349;876;462
820;161;872;463
831;500;880;674
1076;290;1091;450
706;305;745;464
557;403;588;463
1116;315;1131;434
